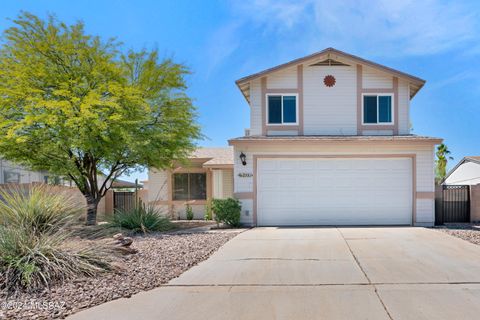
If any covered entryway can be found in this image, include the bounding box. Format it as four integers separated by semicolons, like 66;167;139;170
256;157;413;226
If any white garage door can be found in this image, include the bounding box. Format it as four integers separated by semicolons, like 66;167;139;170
257;157;412;226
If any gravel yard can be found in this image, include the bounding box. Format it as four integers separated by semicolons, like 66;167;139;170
435;223;480;245
0;230;241;319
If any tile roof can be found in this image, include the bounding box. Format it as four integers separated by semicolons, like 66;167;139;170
111;178;143;188
190;147;234;167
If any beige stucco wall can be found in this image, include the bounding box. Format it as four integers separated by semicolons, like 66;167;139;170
471;185;480;222
231;141;436;226
222;169;234;198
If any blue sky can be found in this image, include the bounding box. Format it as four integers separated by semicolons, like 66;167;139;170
1;0;479;182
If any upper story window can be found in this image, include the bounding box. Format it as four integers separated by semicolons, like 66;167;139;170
363;94;393;125
267;95;297;125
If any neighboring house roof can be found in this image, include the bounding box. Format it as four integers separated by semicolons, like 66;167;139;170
229;135;442;145
189;147;234;168
466;156;480;162
111;178;143;189
444;156;480;185
235;47;426;103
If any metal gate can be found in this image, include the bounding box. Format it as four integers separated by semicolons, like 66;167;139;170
113;191;135;212
436;185;470;224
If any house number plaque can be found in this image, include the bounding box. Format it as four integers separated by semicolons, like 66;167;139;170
238;173;253;178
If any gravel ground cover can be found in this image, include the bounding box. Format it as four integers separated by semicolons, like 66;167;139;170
435;223;480;245
0;230;241;319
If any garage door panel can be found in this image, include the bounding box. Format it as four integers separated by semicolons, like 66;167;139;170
257;158;412;226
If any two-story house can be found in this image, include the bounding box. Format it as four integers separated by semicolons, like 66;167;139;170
148;48;442;226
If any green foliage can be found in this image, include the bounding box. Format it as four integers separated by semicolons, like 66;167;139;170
0;227;113;292
204;200;213;221
109;205;174;234
211;198;241;227
435;143;453;182
0;12;202;224
186;204;194;220
0;186;113;292
0;184;82;235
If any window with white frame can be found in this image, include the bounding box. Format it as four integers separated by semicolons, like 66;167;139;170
363;94;393;124
267;95;297;125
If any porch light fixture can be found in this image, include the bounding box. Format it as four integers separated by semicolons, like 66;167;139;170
239;152;247;166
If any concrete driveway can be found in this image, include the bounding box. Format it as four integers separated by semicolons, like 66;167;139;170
70;227;480;320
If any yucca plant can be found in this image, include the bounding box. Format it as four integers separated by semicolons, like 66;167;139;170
0;184;82;235
109;205;174;234
0;185;114;292
0;226;114;292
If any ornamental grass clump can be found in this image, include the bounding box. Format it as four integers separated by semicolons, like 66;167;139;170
0;185;114;292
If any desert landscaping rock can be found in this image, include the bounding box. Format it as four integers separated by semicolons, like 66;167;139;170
0;231;240;319
437;224;480;245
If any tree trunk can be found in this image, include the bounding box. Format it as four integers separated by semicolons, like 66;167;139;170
85;194;99;225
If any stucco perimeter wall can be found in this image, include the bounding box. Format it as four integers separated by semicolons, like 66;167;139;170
231;141;436;226
471;184;480;222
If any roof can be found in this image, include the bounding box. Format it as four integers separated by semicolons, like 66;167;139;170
236;47;426;103
466;156;480;163
444;156;480;183
229;135;442;145
190;147;234;168
111;178;143;189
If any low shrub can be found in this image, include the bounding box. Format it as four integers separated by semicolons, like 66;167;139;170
109;205;174;234
186;204;194;220
0;184;82;235
211;198;241;227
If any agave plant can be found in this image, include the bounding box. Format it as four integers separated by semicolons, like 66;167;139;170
109;205;174;234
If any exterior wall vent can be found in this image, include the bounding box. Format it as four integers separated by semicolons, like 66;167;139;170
310;59;349;67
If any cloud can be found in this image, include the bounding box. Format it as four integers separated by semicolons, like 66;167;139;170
428;70;477;90
202;0;479;76
203;21;242;77
228;0;479;57
231;0;312;31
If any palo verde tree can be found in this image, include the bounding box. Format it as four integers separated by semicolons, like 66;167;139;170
435;143;453;183
0;12;201;224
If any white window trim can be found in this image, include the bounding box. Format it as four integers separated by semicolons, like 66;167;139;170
361;93;394;125
266;93;299;126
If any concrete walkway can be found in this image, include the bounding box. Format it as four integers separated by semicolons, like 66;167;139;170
69;227;480;320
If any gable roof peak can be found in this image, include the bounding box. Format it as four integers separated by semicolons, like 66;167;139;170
236;47;425;102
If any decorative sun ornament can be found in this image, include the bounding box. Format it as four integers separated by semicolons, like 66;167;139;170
324;75;336;87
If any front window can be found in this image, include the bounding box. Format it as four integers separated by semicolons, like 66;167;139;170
173;173;206;200
363;95;393;124
267;95;297;124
